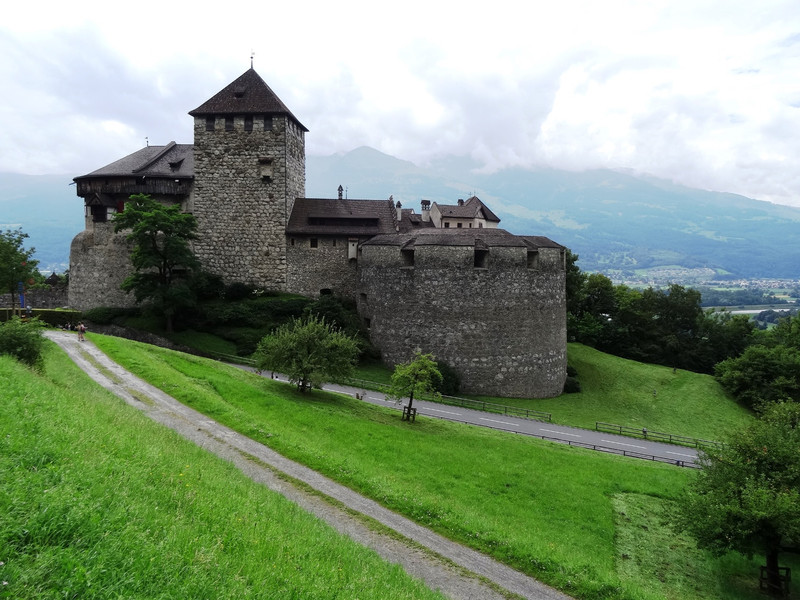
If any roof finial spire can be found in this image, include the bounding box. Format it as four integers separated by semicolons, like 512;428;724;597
250;50;255;69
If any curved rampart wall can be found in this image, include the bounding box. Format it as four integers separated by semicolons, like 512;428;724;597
68;224;136;310
358;243;567;398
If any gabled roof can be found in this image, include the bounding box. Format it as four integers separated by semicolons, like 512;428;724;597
287;197;398;236
189;68;308;131
73;142;194;181
434;196;501;223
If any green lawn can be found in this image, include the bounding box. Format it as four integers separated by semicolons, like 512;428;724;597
79;333;784;600
360;343;753;443
0;349;447;600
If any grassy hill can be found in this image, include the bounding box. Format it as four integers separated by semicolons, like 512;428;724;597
470;343;753;442
0;348;445;600
4;332;784;599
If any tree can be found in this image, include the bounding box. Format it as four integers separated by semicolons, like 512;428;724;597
254;315;360;393
112;194;200;332
0;229;39;312
675;403;800;596
714;344;800;410
386;351;443;420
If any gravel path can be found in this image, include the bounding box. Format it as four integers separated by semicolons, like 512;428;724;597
44;330;574;600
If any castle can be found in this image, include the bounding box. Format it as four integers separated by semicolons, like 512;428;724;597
69;68;567;398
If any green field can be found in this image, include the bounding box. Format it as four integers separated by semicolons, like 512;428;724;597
41;332;785;600
0;348;446;600
360;343;753;443
486;343;752;440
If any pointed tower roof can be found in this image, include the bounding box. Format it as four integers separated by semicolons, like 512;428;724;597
189;68;307;131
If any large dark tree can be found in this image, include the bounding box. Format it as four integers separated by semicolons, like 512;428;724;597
676;403;800;597
112;194;199;332
0;229;39;312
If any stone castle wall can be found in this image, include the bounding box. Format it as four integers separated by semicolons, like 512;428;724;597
191;114;305;289
68;223;136;311
286;235;360;299
357;243;567;398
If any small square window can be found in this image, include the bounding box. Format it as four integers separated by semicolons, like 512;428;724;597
205;116;215;131
225;117;234;131
310;238;318;248
244;115;253;132
444;222;450;228
457;222;463;228
264;116;273;131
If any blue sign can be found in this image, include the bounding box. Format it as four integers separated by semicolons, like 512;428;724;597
18;281;25;309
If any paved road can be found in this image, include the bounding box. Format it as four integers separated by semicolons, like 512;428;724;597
45;330;573;600
259;375;701;468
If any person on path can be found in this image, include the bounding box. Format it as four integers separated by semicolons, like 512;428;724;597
77;322;86;342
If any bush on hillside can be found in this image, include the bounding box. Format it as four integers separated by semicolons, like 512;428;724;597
563;376;582;394
435;360;461;396
224;281;257;301
32;309;82;328
83;306;139;325
192;271;226;301
0;316;45;370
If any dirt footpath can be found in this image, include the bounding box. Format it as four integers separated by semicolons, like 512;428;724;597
44;330;573;600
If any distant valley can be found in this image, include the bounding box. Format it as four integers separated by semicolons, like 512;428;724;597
3;147;800;281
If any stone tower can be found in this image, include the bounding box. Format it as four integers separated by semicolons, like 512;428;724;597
188;69;307;289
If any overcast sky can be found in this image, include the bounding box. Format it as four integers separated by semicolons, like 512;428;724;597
2;0;800;207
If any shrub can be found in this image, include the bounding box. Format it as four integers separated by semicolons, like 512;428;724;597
83;306;139;325
224;282;257;301
435;360;461;396
192;270;225;301
0;317;45;369
563;376;582;394
29;309;82;328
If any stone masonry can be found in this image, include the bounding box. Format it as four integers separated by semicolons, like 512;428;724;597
69;68;568;398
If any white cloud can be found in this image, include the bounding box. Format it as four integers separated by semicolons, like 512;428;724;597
1;0;800;206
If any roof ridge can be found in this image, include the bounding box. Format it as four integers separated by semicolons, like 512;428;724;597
132;141;177;173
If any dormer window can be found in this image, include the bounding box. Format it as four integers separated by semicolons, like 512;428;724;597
169;159;184;172
233;86;246;98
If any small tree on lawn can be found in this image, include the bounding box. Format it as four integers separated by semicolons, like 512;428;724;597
675;402;800;597
254;315;360;393
386;350;442;420
112;194;199;332
0;229;39;313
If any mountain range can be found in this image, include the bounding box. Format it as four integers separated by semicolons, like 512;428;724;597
3;146;800;280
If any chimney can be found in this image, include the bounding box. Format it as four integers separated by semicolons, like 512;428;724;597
337;185;343;200
421;199;431;222
395;199;402;223
457;198;464;206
